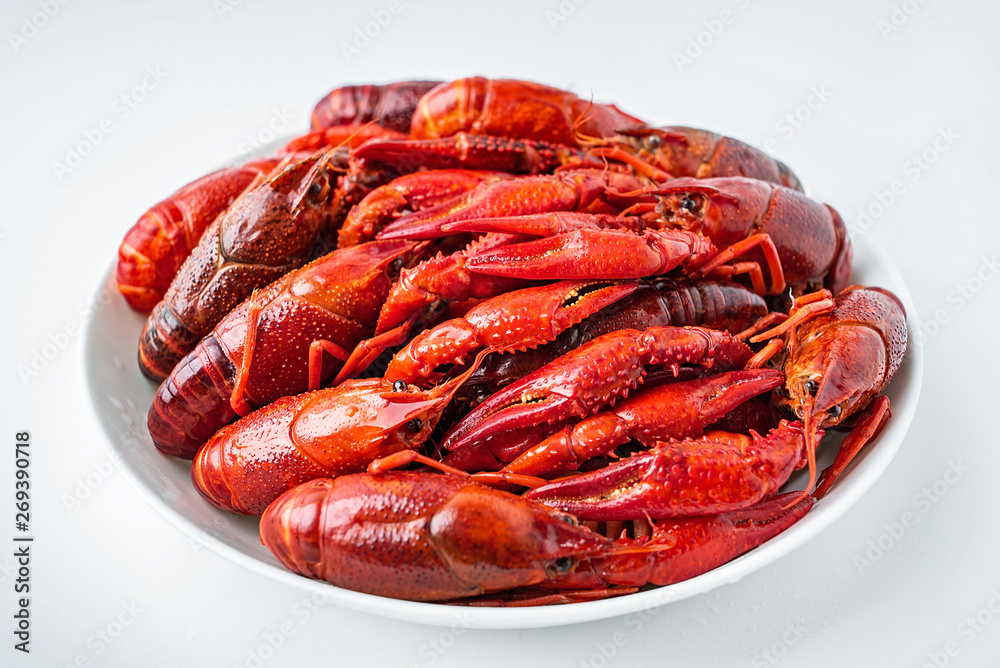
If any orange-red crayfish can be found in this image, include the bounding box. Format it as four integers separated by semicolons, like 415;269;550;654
116;156;282;313
437;325;758;471
186;278;639;511
588;126;803;190
147;239;422;458
120;76;914;607
749;284;908;497
353;124;803;200
260;472;813;603
191;356;486;515
439;174;849;297
115;115;409;316
409;77;646;147
623;176;852;295
449;278;770;418
309;80;443;132
138;150;340;380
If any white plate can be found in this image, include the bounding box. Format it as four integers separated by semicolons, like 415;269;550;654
81;232;922;629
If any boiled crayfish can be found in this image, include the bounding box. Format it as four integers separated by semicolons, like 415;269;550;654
260;472;812;602
116;77;909;606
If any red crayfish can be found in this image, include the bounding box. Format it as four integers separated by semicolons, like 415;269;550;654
117;77;910;607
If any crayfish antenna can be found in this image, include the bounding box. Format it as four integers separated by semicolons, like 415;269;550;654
750;291;834;343
612;542;673;557
469;471;551;490
736;312;788;342
368;447;552;491
334;119;382;150
368;450;470;477
588;146;671;183
447;587;639;607
783;398;818;509
570;96;603;147
803;408;818;498
613;184;664;199
648;182;743;206
618;201;657;217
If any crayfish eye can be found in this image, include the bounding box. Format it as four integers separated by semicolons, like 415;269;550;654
828;404;843;419
392;379;407;392
803;379;820;395
681;197;698;212
644;134;662;150
551;557;575;574
407;419;423;433
389;257;404;274
308;180;324;199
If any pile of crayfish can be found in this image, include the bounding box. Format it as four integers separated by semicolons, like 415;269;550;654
117;77;907;605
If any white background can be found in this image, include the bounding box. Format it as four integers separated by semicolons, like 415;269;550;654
2;0;999;666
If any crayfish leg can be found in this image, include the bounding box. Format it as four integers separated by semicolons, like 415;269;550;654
307;340;351;391
230;290;263;417
813;396;892;498
333;315;416;385
695;233;785;295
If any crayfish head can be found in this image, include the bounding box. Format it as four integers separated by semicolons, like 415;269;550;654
780;325;887;430
380;380;462;449
429;484;611;594
217;150;341;266
266;149;339;209
651;185;709;233
613;126;716;176
648;177;773;249
387;401;440;450
775;319;887;497
383;349;491;449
